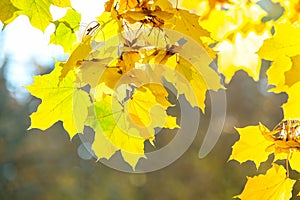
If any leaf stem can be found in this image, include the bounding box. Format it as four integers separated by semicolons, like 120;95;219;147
286;158;290;178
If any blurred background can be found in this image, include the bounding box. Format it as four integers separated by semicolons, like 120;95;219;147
1;0;299;199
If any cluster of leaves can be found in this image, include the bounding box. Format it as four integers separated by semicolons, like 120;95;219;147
1;0;225;169
2;0;300;198
224;0;300;199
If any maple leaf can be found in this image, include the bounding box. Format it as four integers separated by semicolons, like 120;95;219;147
11;0;52;31
289;151;300;173
79;57;114;88
199;2;268;41
50;8;81;53
59;36;93;81
26;63;92;139
282;82;300;120
89;94;147;169
0;0;19;27
266;55;292;93
126;84;175;127
266;55;300;93
229;124;274;169
163;8;210;46
214;31;270;83
163;53;223;111
94;12;120;43
235;164;295;200
273;0;300;23
88;83;178;169
118;0;140;12
258;23;300;61
50;0;70;7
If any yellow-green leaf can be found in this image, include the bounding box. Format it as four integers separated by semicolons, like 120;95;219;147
93;93;147;169
26;63;92;139
50;8;81;52
11;0;52;31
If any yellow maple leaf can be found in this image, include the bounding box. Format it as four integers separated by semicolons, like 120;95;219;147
154;51;223;111
200;2;267;41
267;54;300;93
11;0;52;31
50;8;81;53
214;31;270;83
229;124;274;169
95;93;146;165
266;55;291;93
126;84;174;127
51;0;70;7
288;151;300;173
26;63;92;139
0;0;19;26
164;8;210;45
236;164;295;200
79;57;114;88
282;82;300;120
59;36;93;82
258;23;300;61
89;82;178;169
94;12;120;43
273;0;300;23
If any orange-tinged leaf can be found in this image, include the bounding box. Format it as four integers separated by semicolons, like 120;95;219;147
273;0;300;23
282;82;300;120
236;164;295;200
26;63;92;139
119;0;139;12
229;124;273;169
